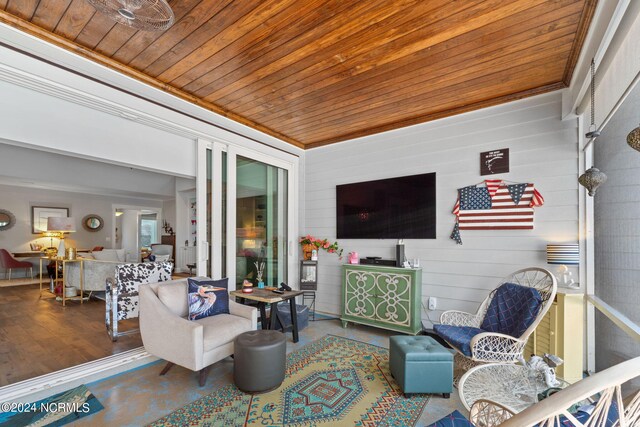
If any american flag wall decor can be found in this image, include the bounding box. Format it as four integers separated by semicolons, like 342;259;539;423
450;180;544;244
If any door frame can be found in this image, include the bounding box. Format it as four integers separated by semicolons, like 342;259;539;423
196;139;298;286
111;204;163;261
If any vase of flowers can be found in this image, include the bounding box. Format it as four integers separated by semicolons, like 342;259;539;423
299;235;343;260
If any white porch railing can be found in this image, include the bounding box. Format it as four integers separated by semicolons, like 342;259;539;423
587;294;640;343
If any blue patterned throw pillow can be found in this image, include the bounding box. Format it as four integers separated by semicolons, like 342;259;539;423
426;410;474;427
187;277;229;321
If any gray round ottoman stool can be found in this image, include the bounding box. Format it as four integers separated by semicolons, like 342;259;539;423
234;330;286;393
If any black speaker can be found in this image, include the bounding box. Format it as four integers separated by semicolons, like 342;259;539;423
396;244;405;267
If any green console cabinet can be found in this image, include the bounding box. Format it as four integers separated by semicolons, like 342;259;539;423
341;264;422;335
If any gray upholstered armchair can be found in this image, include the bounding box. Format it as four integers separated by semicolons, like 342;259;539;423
145;244;173;262
139;279;257;386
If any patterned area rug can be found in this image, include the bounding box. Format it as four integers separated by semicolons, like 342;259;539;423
149;335;429;426
0;384;103;426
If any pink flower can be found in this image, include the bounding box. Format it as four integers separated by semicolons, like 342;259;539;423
323;242;330;249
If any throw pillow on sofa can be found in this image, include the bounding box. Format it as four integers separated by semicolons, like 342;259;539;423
187;277;229;321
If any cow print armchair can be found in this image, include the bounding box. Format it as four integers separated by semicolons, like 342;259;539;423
106;262;173;341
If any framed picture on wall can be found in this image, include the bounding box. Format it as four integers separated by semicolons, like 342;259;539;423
480;148;509;175
31;206;69;234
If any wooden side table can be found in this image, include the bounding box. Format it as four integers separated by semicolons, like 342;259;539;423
39;257;84;306
230;289;304;343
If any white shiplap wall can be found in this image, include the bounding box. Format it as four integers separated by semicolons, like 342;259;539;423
304;92;579;323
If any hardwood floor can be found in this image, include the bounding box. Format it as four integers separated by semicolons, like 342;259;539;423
0;284;142;387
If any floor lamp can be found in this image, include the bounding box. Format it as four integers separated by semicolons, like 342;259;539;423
47;217;76;258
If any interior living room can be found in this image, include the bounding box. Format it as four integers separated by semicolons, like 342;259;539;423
0;143;201;385
0;1;638;426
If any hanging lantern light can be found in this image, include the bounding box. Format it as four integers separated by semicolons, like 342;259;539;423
627;124;640;151
578;167;607;196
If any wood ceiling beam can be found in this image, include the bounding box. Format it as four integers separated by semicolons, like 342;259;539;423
5;0;39;21
0;10;304;148
127;0;235;70
31;0;71;31
220;0;477;111
143;0;262;77
235;0;582;119
562;0;598;85
155;0;298;82
73;10;116;49
215;0;547;108
0;1;597;149
182;0;365;98
295;52;568;140
265;31;576;134
53;0;96;40
200;0;429;102
171;0;325;90
110;0;204;64
248;6;582;128
304;82;565;149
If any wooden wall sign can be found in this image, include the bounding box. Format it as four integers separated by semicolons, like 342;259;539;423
480;148;509;175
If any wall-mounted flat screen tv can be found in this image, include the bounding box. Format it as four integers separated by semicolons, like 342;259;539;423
336;172;436;239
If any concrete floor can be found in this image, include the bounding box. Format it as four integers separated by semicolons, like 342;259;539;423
75;316;465;426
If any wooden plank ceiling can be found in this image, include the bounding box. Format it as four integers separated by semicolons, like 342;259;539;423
0;0;596;149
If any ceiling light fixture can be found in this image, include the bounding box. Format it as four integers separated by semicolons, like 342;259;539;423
85;0;175;32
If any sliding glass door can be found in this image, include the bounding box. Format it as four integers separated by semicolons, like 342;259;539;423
197;140;295;289
235;156;288;290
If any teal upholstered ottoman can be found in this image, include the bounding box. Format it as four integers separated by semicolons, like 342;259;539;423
389;335;454;398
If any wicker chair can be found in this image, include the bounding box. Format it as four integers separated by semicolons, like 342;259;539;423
468;356;640;427
434;267;557;375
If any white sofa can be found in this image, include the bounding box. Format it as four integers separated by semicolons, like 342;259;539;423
65;249;134;292
65;259;122;292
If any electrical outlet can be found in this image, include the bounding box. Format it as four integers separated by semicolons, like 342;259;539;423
428;297;437;310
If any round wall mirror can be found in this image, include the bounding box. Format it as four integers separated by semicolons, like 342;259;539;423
0;209;16;231
82;214;104;232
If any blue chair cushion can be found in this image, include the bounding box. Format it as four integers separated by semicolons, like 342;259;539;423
432;324;484;357
480;282;543;338
426;410;475;427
